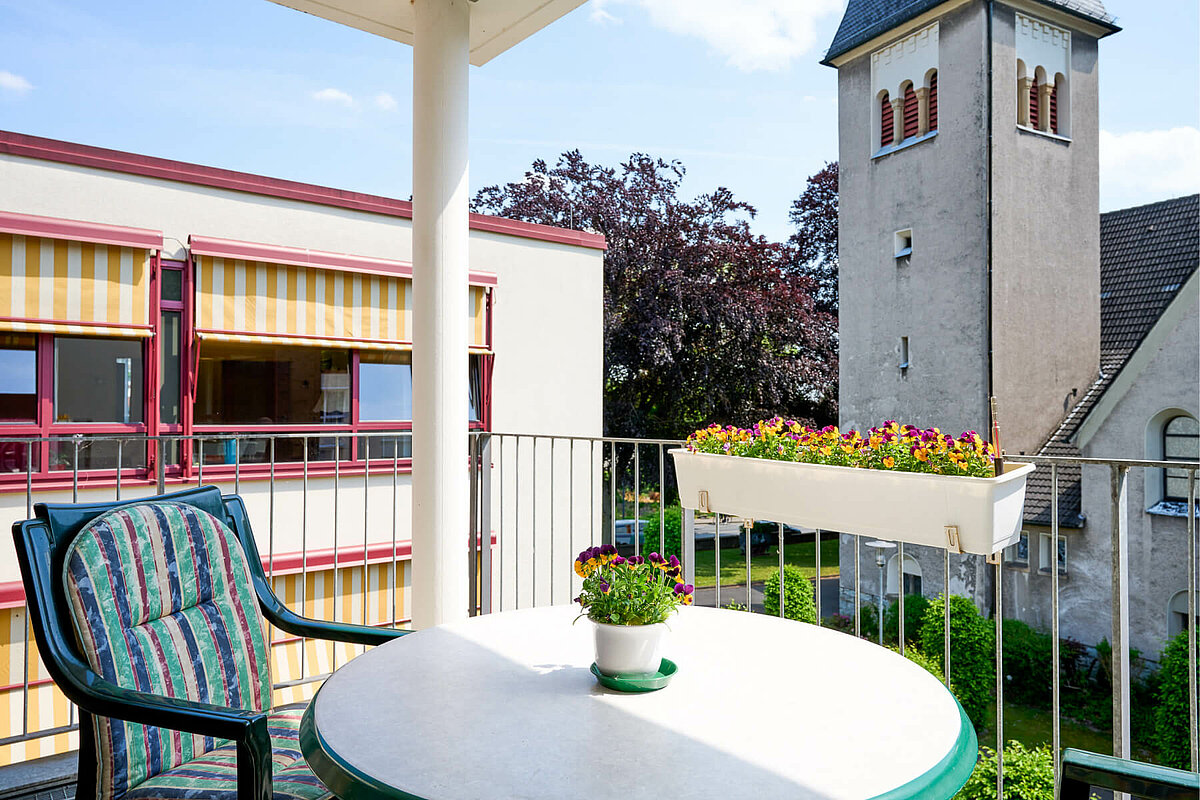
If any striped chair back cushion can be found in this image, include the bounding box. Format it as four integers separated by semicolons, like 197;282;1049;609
62;502;272;800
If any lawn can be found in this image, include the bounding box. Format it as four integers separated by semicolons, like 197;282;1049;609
691;537;840;589
979;700;1159;761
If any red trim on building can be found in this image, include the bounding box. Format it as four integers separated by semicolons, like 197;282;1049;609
1030;79;1040;130
188;234;498;286
0;130;607;251
0;209;162;250
1049;84;1058;134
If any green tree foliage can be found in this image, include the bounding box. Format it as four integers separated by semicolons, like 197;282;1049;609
918;594;995;727
762;564;817;624
473;152;838;440
1154;629;1200;768
954;742;1055;800
644;505;682;559
1001;619;1053;707
884;593;930;648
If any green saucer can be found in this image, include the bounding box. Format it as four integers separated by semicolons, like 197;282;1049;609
590;658;678;692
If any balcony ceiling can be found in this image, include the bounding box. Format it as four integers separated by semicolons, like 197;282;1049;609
267;0;589;65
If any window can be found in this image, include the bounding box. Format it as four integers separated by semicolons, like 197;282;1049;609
1005;531;1030;568
880;92;894;147
1168;590;1199;637
927;71;938;132
1039;533;1066;575
360;352;412;422
1163;415;1199;501
0;334;37;423
1029;77;1040;130
55;337;144;424
887;553;923;596
902;83;919;140
899;336;910;370
894;229;913;259
1016;15;1070;136
195;341;348;427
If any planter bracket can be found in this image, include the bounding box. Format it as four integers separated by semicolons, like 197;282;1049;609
944;525;963;554
985;551;1002;565
697;490;711;513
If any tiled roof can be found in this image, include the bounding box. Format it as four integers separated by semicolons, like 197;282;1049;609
1023;194;1200;527
822;0;1119;65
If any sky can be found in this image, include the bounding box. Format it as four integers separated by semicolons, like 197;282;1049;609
0;0;1197;243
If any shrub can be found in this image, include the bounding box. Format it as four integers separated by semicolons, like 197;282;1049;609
891;644;945;682
1002;619;1052;707
884;593;930;647
918;594;995;727
761;565;817;624
954;741;1054;800
1154;629;1200;768
644;505;682;559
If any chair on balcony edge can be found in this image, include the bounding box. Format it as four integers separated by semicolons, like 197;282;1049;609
11;484;409;800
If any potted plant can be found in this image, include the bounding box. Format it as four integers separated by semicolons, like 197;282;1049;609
671;419;1035;556
574;545;694;676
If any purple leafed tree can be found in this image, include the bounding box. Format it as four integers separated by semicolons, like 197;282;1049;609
473;151;837;440
788;161;839;316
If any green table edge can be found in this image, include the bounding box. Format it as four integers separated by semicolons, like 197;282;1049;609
300;683;424;800
302;679;979;800
866;698;978;800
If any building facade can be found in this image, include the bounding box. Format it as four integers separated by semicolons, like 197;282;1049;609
0;129;606;764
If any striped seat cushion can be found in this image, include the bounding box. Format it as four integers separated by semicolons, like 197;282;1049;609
63;502;273;800
123;705;331;800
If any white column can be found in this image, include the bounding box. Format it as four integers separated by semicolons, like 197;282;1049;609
412;0;470;629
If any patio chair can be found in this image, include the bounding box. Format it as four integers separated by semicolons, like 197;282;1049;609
11;485;408;800
1059;747;1200;800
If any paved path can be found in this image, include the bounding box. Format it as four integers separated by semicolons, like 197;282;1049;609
694;575;839;617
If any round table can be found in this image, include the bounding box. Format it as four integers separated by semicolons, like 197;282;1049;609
301;605;976;800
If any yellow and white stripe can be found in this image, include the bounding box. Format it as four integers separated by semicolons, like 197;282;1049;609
195;256;491;350
0;558;412;766
0;234;152;337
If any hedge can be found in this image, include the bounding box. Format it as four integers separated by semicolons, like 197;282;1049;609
762;564;817;624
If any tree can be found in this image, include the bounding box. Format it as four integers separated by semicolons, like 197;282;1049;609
788;161;839;315
473;151;838;440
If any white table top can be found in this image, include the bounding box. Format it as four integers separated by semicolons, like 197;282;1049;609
302;605;975;800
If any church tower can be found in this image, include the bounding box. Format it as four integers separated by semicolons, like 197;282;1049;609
824;0;1119;457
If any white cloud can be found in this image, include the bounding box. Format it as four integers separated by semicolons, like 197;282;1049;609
0;71;33;94
374;92;398;111
604;0;843;71
1100;127;1200;209
589;0;622;25
312;87;354;107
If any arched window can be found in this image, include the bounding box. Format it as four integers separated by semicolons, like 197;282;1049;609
1168;590;1199;637
1049;82;1058;134
1163;415;1199;501
1029;77;1040;129
887;553;923;597
902;83;919;140
880;92;894;147
928;71;938;132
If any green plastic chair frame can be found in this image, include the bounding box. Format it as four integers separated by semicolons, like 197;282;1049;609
11;485;410;800
1060;747;1200;800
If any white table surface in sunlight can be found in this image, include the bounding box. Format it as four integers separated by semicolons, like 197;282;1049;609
301;605;976;800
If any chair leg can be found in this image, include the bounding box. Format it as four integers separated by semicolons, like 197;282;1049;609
236;714;273;800
74;710;98;800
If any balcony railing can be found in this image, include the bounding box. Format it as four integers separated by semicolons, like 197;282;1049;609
0;430;1196;799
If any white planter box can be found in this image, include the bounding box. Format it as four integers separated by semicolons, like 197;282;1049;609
671;449;1035;555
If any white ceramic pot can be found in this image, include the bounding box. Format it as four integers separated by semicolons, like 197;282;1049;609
592;620;667;676
671;449;1036;556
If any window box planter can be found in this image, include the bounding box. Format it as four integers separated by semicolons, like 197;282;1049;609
670;449;1035;555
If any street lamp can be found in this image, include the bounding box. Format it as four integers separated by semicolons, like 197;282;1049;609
865;540;896;645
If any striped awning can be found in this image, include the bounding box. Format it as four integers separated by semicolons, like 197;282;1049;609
0;213;159;338
190;236;493;352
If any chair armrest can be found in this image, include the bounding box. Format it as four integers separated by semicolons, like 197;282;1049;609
263;600;412;647
1060;748;1200;800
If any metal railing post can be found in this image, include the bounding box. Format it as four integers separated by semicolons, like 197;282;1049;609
480;434;493;615
1110;464;1131;766
683;507;696;587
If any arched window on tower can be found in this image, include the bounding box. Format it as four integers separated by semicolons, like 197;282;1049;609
928;70;938;132
1049;82;1058;134
902;82;919;140
1029;76;1040;130
880;92;894;147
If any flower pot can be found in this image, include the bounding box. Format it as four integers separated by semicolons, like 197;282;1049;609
592;620;667;676
671;449;1035;556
